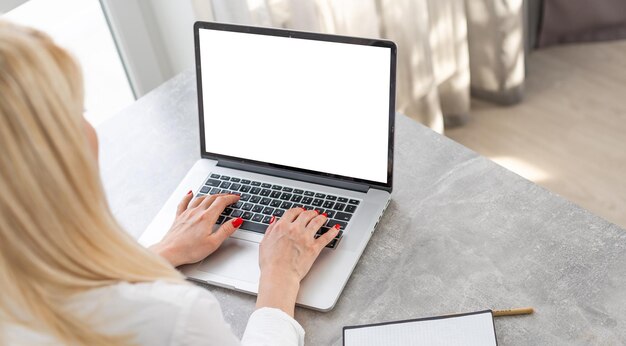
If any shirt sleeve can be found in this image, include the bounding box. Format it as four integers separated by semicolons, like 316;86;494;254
241;308;305;346
179;288;304;346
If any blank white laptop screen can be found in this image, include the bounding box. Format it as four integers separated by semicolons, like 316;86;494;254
199;28;391;184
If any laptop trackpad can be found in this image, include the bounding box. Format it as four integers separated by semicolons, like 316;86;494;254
197;237;260;284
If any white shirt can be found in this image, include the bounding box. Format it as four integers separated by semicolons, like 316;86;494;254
6;281;305;345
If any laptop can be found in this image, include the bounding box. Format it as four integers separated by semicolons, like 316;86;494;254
139;21;396;311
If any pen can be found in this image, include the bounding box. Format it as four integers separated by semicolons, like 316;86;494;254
492;307;534;317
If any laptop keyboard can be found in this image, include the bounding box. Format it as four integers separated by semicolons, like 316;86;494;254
196;173;361;249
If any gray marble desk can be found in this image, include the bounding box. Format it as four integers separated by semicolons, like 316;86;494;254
98;70;626;345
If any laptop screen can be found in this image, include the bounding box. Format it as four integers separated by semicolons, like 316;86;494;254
197;24;394;185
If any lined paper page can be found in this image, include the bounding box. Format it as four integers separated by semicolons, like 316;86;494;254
344;311;497;346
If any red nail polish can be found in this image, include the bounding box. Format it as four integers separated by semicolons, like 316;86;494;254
322;213;328;217
270;216;276;224
232;217;244;228
301;207;306;211
187;190;192;195
314;209;319;215
333;224;340;230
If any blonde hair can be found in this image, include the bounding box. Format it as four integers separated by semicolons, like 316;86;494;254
0;21;184;345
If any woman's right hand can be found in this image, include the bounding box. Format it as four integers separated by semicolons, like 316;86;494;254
256;207;340;317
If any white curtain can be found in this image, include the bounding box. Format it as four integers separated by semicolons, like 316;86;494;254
191;0;525;133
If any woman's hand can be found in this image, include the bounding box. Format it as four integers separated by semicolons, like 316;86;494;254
150;191;243;267
256;207;340;317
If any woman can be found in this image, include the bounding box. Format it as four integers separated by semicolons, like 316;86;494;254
0;21;339;345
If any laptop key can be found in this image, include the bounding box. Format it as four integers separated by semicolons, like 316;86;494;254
222;208;233;216
250;187;261;195
327;232;343;249
220;189;230;194
338;197;348;203
281;201;292;209
280;193;292;201
272;185;282;190
252;205;264;213
241;179;251;184
240;185;251;193
322;200;334;209
216;215;225;224
251;213;264;223
273;209;286;217
293;203;304;209
205;179;221;187
242;203;253;211
312;199;324;207
240;220;267;233
240;194;251;201
219;181;231;189
348;199;360;205
270;199;282;207
302;197;313;204
304;191;315;196
262;207;274;215
334;212;352;222
230;183;241;191
291;195;303;202
261;183;271;188
200;186;210;194
251;181;261;186
250;196;261;204
333;203;346;211
260;189;271;196
282;187;293;192
326;195;337;201
220;176;231;181
210;188;221;194
242;212;253;220
230;177;241;182
260;198;271;205
294;189;304;194
345;205;357;213
262;215;272;224
315;193;326;198
327;220;347;230
210;174;220;179
232;201;243;209
231;210;243;218
325;210;336;219
270;191;282;199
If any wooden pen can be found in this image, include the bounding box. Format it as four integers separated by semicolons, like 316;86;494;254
492;307;534;317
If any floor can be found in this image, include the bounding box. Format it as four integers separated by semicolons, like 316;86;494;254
447;40;626;229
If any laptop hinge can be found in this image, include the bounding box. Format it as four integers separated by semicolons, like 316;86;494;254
216;159;370;193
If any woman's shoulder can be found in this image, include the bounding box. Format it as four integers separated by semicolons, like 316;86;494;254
73;280;215;313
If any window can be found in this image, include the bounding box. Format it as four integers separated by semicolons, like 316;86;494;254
3;0;134;125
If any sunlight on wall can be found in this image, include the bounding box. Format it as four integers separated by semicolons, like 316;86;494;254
490;156;549;182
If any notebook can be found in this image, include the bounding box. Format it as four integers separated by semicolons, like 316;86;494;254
343;310;498;346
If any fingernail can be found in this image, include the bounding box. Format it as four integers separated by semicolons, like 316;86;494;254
313;209;319;215
333;224;340;230
322;213;327;217
232;217;244;228
187;190;192;195
301;207;306;211
270;216;276;224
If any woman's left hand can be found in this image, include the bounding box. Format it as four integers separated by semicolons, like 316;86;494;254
149;192;243;267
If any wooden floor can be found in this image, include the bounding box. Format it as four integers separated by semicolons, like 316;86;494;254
447;40;626;229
